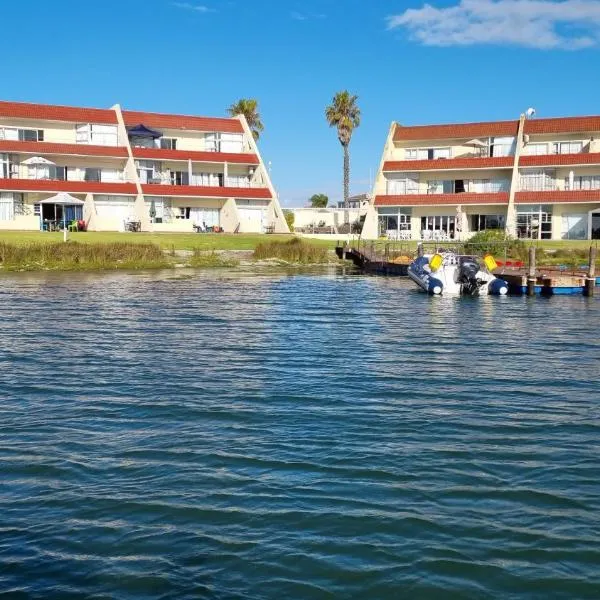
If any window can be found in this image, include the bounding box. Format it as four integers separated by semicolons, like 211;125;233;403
470;214;506;232
517;205;552;239
205;133;221;152
171;171;190;186
378;208;412;237
226;174;250;187
94;195;135;221
0;153;9;178
471;179;510;193
428;180;466;194
433;147;451;159
220;133;243;153
420;215;457;239
33;203;41;216
405;148;429;160
84;168;101;182
0;192;20;220
387;173;419;194
567;175;600;191
18;129;44;142
561;214;588;240
490;137;515;157
136;160;160;184
159;138;177;150
191;172;222;187
553;141;583;155
76;124;117;146
520;169;556;191
525;143;548;156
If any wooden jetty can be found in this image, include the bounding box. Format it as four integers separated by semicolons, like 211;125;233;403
495;246;598;296
336;242;413;275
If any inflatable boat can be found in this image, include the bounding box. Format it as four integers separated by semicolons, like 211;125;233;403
408;251;508;296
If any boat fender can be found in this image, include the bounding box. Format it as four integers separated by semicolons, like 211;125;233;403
428;277;443;295
489;278;509;296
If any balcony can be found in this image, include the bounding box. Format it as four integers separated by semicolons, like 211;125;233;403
0;139;128;158
140;182;272;199
0;177;136;195
383;156;513;172
131;146;259;165
374;192;510;207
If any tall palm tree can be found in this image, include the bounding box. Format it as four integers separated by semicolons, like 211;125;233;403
227;99;264;140
325;91;361;210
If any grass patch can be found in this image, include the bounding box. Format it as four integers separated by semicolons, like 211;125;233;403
189;249;240;268
253;238;330;264
0;241;169;272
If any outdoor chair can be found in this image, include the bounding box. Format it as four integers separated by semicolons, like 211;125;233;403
68;220;78;232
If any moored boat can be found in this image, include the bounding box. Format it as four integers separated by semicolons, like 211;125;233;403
408;251;508;296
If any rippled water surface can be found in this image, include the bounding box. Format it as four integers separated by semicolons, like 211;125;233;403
0;268;599;599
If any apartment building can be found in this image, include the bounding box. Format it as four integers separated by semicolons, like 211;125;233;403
362;113;600;241
0;100;288;233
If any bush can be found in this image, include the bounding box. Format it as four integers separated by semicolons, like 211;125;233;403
253;238;329;263
284;210;295;231
0;241;167;271
463;230;525;260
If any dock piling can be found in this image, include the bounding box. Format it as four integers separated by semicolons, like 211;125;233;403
527;246;536;297
584;246;596;297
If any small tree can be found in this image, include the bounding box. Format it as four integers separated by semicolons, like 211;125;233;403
310;193;329;208
284;210;295;231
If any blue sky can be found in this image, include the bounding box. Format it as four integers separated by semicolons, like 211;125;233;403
1;0;599;206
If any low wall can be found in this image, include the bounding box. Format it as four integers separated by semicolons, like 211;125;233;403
0;215;40;231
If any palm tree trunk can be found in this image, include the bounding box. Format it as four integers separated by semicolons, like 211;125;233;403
343;144;350;224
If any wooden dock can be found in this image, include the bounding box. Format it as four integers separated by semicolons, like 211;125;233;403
336;243;413;276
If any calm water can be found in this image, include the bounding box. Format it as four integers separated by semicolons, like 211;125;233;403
0;268;599;599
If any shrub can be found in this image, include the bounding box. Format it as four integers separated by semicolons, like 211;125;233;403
284;210;295;231
463;230;525;260
0;241;167;271
253;238;329;263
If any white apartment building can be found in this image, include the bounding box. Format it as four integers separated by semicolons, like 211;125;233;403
0;100;288;233
362;113;600;241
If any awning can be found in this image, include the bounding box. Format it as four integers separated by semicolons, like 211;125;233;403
127;124;162;138
22;156;56;165
38;192;85;205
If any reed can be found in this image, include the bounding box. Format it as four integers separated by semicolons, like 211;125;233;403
253;238;330;263
0;241;168;271
189;249;239;268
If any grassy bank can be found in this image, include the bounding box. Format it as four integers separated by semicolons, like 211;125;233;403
254;238;331;263
0;241;170;272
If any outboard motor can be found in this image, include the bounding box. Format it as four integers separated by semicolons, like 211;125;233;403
458;256;482;295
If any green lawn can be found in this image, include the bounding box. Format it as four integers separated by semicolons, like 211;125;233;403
0;230;596;252
0;231;340;250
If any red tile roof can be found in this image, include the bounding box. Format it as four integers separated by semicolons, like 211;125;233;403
141;184;271;199
0;178;136;195
393;115;600;142
0;140;127;158
132;147;259;164
516;190;600;204
0;101;117;124
383;156;513;172
524;116;600;135
393;121;518;142
520;152;600;168
123;110;243;133
374;192;509;206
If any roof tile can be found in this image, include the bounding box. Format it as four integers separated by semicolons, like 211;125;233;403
0;178;136;194
123;110;243;133
0;140;127;158
0;101;117;124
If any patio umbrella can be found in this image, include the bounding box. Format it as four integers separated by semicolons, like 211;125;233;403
22;156;56;165
39;193;85;230
465;139;487;148
455;205;468;241
149;198;156;222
